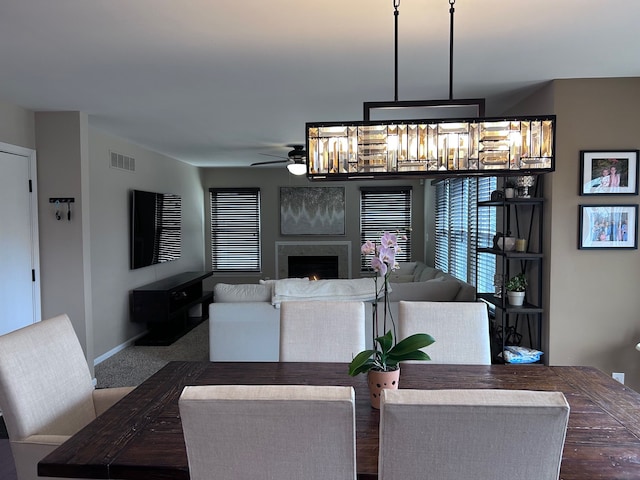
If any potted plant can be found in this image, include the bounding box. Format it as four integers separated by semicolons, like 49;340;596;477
506;272;527;306
349;231;435;408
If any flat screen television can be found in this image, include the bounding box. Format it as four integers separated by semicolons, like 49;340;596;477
130;189;181;269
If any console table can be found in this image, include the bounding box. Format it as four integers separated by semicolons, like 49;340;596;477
131;271;213;345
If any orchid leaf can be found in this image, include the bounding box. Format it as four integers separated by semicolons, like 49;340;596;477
390;333;435;356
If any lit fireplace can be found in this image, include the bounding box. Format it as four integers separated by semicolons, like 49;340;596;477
288;255;339;280
276;241;351;279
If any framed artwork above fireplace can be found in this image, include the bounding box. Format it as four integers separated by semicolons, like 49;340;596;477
280;186;345;235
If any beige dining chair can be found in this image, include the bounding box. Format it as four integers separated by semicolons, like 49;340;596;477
179;384;357;480
0;314;135;480
379;388;570;480
398;300;491;365
279;300;366;362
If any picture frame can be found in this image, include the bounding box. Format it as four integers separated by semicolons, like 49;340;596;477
579;150;639;196
280;186;345;235
578;204;638;250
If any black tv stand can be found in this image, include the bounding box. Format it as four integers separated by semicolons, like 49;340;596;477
131;271;213;346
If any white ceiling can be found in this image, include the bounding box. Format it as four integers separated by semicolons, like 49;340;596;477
1;0;639;167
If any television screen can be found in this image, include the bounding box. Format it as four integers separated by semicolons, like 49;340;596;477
130;190;181;269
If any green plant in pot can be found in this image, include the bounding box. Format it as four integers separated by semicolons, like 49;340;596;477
506;272;528;307
349;231;435;408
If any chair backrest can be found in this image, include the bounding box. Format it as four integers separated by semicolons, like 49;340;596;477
398;301;491;365
379;389;569;480
279;301;366;362
0;314;96;440
179;385;357;480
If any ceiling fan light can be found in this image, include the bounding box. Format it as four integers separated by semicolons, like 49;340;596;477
287;162;307;175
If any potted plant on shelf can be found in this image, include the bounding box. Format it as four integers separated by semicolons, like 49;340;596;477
506;272;528;306
348;231;435;409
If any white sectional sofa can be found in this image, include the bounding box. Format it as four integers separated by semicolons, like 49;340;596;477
209;262;475;362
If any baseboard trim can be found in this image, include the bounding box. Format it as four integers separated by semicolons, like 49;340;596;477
93;330;147;367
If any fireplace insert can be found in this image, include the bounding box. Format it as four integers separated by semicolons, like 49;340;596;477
288;255;339;280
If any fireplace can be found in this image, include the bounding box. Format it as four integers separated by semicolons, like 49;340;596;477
275;241;351;279
288;255;339;280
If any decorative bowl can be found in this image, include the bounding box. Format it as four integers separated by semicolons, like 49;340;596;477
497;236;516;251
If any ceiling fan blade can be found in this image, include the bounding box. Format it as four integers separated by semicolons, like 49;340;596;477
258;152;288;159
250;159;291;166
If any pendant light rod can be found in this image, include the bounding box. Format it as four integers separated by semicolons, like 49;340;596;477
449;0;455;100
393;0;400;102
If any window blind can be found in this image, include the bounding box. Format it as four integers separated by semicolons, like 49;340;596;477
434;177;496;289
360;187;412;271
476;177;497;294
210;188;261;272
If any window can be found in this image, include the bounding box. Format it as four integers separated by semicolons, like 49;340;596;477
210;188;261;272
435;177;496;292
360;186;412;270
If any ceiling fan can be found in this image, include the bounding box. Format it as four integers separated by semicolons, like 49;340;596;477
251;144;307;175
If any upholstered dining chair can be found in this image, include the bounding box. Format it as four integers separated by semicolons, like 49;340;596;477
0;314;135;480
398;300;491;365
279;300;366;362
379;388;570;480
179;384;357;480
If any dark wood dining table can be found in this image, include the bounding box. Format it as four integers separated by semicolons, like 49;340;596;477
39;361;640;479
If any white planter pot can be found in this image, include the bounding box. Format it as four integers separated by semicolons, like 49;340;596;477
504;187;515;198
507;291;525;307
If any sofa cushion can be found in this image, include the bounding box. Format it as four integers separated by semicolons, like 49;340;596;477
387;277;461;302
214;283;272;303
418;266;440;282
388;274;415;283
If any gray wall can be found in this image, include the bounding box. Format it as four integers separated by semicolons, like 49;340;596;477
200;167;426;289
35;112;93;361
88;129;205;360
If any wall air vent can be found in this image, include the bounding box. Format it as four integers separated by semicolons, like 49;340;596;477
110;151;136;172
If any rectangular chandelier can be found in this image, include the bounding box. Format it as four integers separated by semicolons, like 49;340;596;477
305;115;555;180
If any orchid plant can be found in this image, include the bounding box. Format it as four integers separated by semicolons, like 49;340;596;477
348;231;434;376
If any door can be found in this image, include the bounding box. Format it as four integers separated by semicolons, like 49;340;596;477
0;146;40;335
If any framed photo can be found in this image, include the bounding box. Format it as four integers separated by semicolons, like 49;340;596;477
280;186;345;235
580;150;639;196
578;204;638;250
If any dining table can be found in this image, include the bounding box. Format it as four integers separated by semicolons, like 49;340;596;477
39;361;640;479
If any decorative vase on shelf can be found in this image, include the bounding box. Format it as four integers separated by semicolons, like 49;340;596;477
515;175;535;198
367;368;400;409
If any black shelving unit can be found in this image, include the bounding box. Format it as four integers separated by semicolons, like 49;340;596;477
478;176;545;364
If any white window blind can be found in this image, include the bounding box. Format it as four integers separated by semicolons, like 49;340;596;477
360;187;412;271
210;188;261;272
434;177;496;290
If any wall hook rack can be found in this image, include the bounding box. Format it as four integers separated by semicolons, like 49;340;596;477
49;197;75;221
